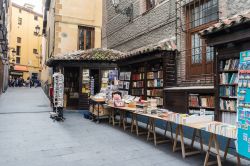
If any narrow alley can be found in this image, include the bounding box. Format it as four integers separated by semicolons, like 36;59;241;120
0;88;248;166
0;88;200;166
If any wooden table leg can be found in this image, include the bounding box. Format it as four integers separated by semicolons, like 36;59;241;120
173;124;180;152
108;108;112;124
191;128;197;149
223;138;241;166
223;138;231;160
204;134;213;166
123;111;126;130
190;129;203;152
236;153;241;166
147;117;154;141
204;134;222;166
214;134;222;166
164;122;173;142
131;113;136;133
179;125;186;158
172;124;186;158
119;109;123;127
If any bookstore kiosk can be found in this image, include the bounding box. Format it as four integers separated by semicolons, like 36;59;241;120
201;16;250;161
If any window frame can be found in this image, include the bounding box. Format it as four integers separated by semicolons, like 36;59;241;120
16;57;20;64
34;15;38;21
33;49;38;54
17;37;21;43
185;0;218;78
78;26;95;50
145;0;156;11
18;17;22;25
16;46;21;56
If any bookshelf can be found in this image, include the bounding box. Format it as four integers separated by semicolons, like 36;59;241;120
216;53;239;125
118;51;176;108
131;66;145;98
188;93;215;116
146;63;164;106
118;71;131;96
128;61;165;106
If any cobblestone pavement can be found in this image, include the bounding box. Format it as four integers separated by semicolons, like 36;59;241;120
0;87;248;166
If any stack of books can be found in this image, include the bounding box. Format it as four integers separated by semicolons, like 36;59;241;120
189;94;199;107
147;71;163;79
132;81;144;88
147;97;163;106
147;89;163;97
220;59;239;71
222;112;237;125
147;79;163;87
219;86;238;97
200;96;215;108
220;99;237;111
131;89;144;96
220;73;239;84
188;94;214;108
204;122;236;138
132;73;144;80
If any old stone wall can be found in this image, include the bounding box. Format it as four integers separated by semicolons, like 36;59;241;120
103;0;176;52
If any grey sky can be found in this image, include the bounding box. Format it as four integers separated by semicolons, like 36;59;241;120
12;0;43;14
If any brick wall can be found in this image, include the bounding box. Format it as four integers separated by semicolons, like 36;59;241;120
103;0;250;86
103;0;176;52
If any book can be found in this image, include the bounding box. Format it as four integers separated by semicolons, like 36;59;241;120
132;81;144;88
132;73;144;80
147;79;163;88
222;59;239;71
220;99;237;111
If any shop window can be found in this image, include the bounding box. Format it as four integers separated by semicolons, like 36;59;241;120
146;0;156;11
16;57;20;64
18;17;22;25
16;46;21;56
186;0;218;77
17;37;21;43
33;49;38;54
34;15;38;21
78;26;95;50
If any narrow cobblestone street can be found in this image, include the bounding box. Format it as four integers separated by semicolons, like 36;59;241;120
0;88;248;166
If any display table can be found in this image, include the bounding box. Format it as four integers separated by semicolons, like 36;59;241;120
106;105;240;165
89;98;106;123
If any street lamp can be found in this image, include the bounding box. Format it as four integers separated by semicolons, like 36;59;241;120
8;48;16;71
34;25;42;72
111;0;133;22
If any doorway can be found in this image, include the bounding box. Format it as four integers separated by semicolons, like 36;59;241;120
90;69;100;94
64;67;80;109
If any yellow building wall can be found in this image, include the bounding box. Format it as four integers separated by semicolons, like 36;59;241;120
9;4;43;80
42;0;102;84
46;0;102;56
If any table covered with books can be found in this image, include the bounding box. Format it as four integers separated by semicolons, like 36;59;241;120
105;97;238;166
89;89;240;165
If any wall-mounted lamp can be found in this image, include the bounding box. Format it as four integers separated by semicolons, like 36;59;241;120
111;0;133;22
34;25;42;37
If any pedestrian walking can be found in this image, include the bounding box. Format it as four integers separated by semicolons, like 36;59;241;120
26;77;30;87
30;79;33;88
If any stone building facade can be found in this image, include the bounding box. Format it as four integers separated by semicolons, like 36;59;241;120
42;0;102;84
0;0;10;94
102;0;176;52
